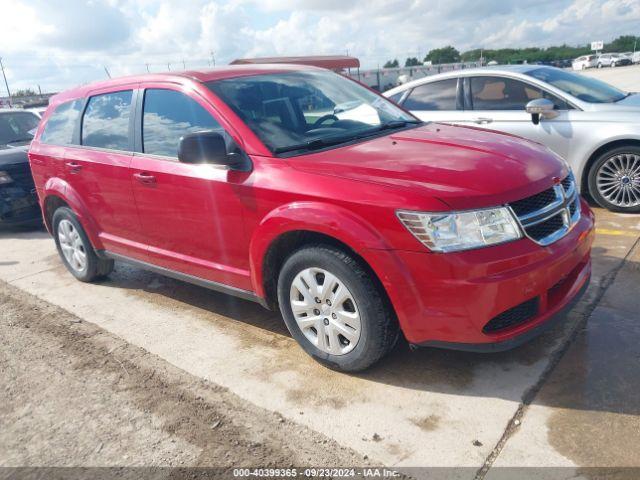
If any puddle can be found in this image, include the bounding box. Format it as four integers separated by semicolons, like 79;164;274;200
542;306;640;467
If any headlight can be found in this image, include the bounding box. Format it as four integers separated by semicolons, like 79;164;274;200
397;207;522;252
0;171;13;185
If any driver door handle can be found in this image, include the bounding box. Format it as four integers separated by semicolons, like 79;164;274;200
65;161;82;173
133;172;156;185
473;117;493;125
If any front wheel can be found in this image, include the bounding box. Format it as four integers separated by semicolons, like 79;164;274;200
277;245;398;372
588;146;640;213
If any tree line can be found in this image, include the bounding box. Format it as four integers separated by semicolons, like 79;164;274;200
383;35;640;68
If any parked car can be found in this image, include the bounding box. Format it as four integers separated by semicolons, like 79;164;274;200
0;109;41;227
572;55;597;70
384;65;640;213
29;66;594;371
551;59;572;69
596;53;632;68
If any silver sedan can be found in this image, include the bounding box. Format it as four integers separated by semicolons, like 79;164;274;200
384;66;640;213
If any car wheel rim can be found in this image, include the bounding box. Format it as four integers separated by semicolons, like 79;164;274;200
596;153;640;208
58;219;87;272
289;267;361;356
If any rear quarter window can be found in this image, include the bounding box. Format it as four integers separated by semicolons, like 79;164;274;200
403;79;458;111
40;100;83;145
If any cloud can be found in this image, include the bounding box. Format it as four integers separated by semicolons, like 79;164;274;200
1;0;639;93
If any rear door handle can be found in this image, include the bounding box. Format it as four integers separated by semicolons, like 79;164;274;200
133;172;156;185
65;161;82;173
473;117;493;124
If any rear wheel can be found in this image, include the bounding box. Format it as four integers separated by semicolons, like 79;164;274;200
52;207;114;282
588;146;640;213
277;245;398;372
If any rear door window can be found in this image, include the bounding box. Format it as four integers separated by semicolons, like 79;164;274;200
82;90;133;151
40;100;83;145
142;89;222;158
402;79;458;111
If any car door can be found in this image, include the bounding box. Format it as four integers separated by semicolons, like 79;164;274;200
453;75;574;161
399;78;464;123
63;87;147;260
130;85;252;290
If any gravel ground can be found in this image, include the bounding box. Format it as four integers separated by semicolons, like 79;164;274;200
0;280;366;473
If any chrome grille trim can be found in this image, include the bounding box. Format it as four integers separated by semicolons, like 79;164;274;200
509;173;581;247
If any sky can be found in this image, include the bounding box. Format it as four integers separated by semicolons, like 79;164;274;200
1;0;639;93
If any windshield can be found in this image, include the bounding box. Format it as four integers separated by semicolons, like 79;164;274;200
206;70;418;154
526;67;626;103
0;111;40;146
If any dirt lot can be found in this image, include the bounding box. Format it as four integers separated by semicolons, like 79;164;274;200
579;63;640;90
0;280;366;471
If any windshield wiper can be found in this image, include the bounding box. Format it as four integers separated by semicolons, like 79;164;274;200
273;134;358;154
273;120;422;154
377;120;422;131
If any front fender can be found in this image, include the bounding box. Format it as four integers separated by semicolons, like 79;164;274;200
574;129;640;189
249;201;392;297
42;177;104;250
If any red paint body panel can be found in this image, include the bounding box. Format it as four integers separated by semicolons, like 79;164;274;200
28;66;595;349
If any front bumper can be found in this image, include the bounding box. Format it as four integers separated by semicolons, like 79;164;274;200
369;199;595;349
0;185;41;226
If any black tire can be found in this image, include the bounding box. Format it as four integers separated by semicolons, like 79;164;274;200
277;244;398;372
52;207;114;282
587;145;640;213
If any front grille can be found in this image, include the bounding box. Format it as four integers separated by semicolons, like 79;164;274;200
510;188;558;217
526;213;564;241
509;173;580;246
483;297;540;333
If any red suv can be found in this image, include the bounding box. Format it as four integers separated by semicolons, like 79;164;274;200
29;65;594;371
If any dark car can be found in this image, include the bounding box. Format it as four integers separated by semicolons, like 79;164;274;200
0;109;41;227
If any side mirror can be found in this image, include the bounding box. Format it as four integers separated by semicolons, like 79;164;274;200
526;98;558;125
178;131;250;171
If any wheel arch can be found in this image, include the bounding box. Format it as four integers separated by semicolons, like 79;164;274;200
262;230;397;312
249;202;395;312
41;178;103;249
580;139;640;196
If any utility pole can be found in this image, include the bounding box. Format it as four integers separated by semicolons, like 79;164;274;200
146;63;150;73
0;57;12;107
210;50;215;67
182;59;186;70
167;62;171;71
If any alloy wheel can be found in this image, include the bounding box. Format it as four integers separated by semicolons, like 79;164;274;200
596;153;640;208
289;267;361;355
58;219;87;272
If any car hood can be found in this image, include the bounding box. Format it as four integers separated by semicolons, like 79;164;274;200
288;123;567;210
0;145;29;167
